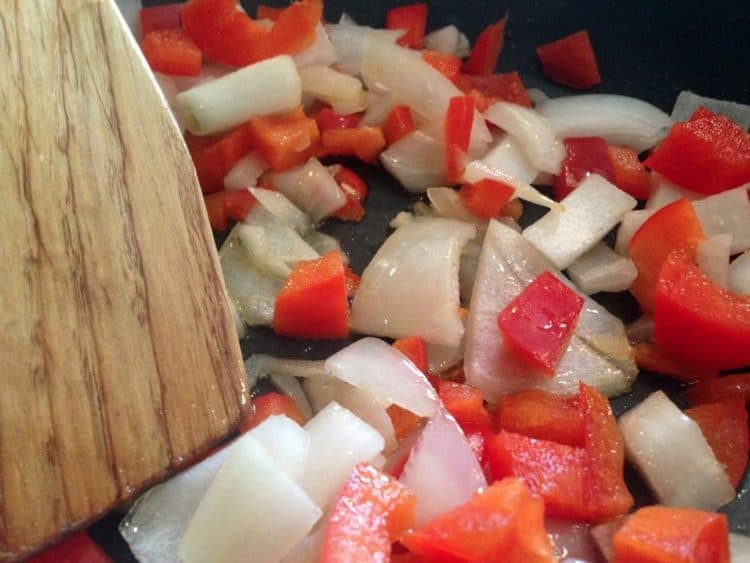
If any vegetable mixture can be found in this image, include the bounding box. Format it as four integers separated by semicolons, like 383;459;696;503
36;0;750;561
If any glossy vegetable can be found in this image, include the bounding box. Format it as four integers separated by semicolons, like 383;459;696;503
462;16;507;76
385;3;428;49
459;178;515;219
240;393;305;433
383;105;416;145
141;29;201;76
685;374;750;406
445;96;475;183
249;107;320;171
30;531;111;563
553;136;614;200
536;30;601;90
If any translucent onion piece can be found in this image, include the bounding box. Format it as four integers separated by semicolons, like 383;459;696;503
248;187;312;235
350;218;476;347
266;158;346;222
645;175;695;210
527;88;550;106
671;90;750;129
567;243;638;295
293;23;338;69
269;374;314;422
537;94;674;152
730;533;750;563
459;236;483;304
464;220;636;402
693;187;750;254
423;25;462;54
303;375;337;413
546;519;598;562
426;340;464;375
523;174;637;269
389;211;414;230
176;55;301;135
729;250;750;296
178;434;321;563
380;130;446;193
299;64;366;115
245;354;327;382
302;402;385;507
400;409;487;527
303;231;349;264
463;133;541;186
360;92;396;127
614;209;654;256
696;234;732;288
427;187;484;226
484;102;565;175
325;24;403;76
171;63;233;94
224;153;269;191
325;337;439;418
618;391;735;511
237;217;318;278
626;315;654;344
249;415;310;485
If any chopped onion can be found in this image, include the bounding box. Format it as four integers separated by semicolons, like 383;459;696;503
426;340;465;374
303;231;349;264
729;250;750;296
566;243;638;294
523;174;637;269
350;218;476;348
389;211;414;229
645;175;695;210
245;354;327;381
269;374;314;422
171;63;233;93
693;187;750;254
730;533;750;563
696;234;732;288
237;219;318;278
671;90;750;129
302;374;337;413
614;209;654;255
360;91;396;127
176;55;301;135
459;236;483;304
382;426;423;476
179;434;321;563
302;402;385;507
248;187;312;235
326;24;403;76
537;94;673;152
224;153;269;191
299;65;366;115
484;102;565;175
423;25;463;55
325;337;439;418
626;315;654;344
266;158;346;222
293;23;338;69
464;220;636;401
427;187;483;226
528;88;550;106
618;391;735;511
249;415;310;486
380;130;446;192
330;380;398;452
400;409;487;527
546;519;598;562
463;133;541;186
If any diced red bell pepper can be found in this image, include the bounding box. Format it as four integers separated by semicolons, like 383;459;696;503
454;72;532;112
633;342;717;383
438;381;492;434
608;145;652;200
402;478;556;563
444;96;474;184
553;136;614;200
249;107;320;171
383;105;416;146
392;336;429;374
344;266;360;297
204;192;229;231
462;15;507;76
239;392;305;433
422;50;462;82
273;251;350;339
387;405;423;443
321;463;416;563
203;190;256;231
256;4;283;20
495;389;585;448
644;107;750;195
497;271;584;376
629;199;705;311
536;30;601;90
29;531;111;563
685;398;749;488
186;124;254;193
314;107;362;133
320;127;386;163
459;178;515;219
139;4;183;36
332;166;368;222
385;3;428;49
654;249;750;371
141;29;202;77
612;506;730;563
685;374;750;407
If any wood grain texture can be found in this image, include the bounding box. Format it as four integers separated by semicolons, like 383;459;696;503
0;0;248;557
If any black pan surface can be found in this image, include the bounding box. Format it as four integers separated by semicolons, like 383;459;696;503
93;0;750;559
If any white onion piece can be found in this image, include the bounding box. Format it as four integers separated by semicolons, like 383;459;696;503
299;65;366;115
424;25;462;55
331;380;397;453
645;175;695;210
303;402;385;507
484;102;565;175
245;354;328;381
420;115;491;159
383;426;423;476
427;187;484;226
729;250;750;296
380;130;446;192
626;315;654;344
362;34;491;148
325;338;439;418
693;187;750;254
615;209;654;255
360;92;395;127
463;133;541;186
114;0;141;39
303;374;337;414
567;243;638;295
171;63;233;93
537;94;673;152
177;55;301;135
266;158;346;222
697;234;732;288
389;211;414;229
459;236;483;304
303;231;349;265
730;533;750;563
269;374;314;422
237;220;318;278
546;519;598;562
248;187;312;235
326;24;403;76
120;447;232;563
671;90;750;129
590;517;627;562
338;12;357;25
226;297;247;340
224;153;269;191
523;174;637;269
618;391;735;511
250;415;310;486
294;23;338;69
179;434;321;563
464;220;636;401
400;409;487;527
350;218;476;347
426;340;464;375
528;88;550;106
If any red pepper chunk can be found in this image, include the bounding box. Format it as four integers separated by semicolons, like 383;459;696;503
444;96;475;184
239;392;305;433
273;251;350;340
385;3;428;49
402;478;556;563
256;4;283;21
613;506;730;563
314;107;362;133
633;342;718;383
554;136;614;200
536;30;601;90
332;166;368;222
321;463;416;563
383;105;416;146
139;4;183;36
608;145;652;200
497;271;584;376
438;380;492;434
392;336;429;374
462;15;508;76
644;107;750;195
320;127;386;163
454;72;532;112
685;373;750;407
459;178;515;219
203;190;256;231
422;50;462;82
685;398;749;488
654;249;750;371
140;29;202;77
29;531;111;563
186;124;254;193
249;107;320;172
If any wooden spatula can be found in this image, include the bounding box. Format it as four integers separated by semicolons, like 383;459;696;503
0;0;248;558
